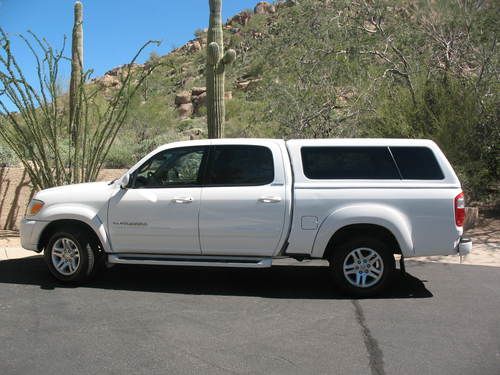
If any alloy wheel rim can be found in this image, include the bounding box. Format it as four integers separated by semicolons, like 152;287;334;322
51;237;80;276
343;247;384;288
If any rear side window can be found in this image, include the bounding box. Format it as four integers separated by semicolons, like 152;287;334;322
390;147;444;180
206;145;274;186
301;147;400;179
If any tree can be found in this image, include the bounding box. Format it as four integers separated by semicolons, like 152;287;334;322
0;1;160;189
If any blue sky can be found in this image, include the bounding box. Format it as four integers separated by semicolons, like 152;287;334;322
0;0;257;106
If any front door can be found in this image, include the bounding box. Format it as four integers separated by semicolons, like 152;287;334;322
199;144;287;256
108;146;208;254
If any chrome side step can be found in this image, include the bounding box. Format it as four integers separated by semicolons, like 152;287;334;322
108;254;273;268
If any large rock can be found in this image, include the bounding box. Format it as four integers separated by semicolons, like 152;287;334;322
98;74;121;88
235;78;262;91
185;128;204;140
193;91;207;105
178;103;193;119
187;40;202;52
175;91;191;105
192;92;207;114
228;11;252;26
191;87;206;96
254;1;276;15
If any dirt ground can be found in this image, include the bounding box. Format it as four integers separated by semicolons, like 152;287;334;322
1;218;498;267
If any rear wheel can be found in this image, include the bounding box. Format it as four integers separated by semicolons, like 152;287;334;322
329;238;395;297
44;228;99;282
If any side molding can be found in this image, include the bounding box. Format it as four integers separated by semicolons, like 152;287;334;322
37;204;111;252
311;204;414;258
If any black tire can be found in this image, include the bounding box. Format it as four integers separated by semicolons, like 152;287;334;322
329;237;395;297
44;227;99;283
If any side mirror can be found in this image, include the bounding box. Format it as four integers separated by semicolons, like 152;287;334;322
119;173;130;189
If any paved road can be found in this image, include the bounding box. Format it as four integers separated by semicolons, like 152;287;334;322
0;257;498;375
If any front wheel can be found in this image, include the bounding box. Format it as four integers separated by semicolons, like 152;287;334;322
44;228;97;282
329;238;395;297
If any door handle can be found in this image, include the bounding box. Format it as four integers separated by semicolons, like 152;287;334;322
258;196;282;203
172;197;194;204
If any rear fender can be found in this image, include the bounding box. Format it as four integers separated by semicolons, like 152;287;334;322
311;204;414;258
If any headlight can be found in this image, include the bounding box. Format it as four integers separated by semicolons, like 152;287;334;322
26;199;45;217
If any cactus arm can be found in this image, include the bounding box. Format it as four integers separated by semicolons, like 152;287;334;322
222;49;236;65
207;42;221;66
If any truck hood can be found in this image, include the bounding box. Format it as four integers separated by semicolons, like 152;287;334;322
36;181;116;205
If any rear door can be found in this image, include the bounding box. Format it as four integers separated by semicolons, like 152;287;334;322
199;143;287;256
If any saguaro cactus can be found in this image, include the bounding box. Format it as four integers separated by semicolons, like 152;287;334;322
69;1;83;177
206;0;236;138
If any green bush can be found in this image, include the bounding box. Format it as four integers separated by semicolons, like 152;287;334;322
0;142;17;167
104;142;137;169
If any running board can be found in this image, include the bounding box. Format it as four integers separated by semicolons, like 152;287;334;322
108;254;273;268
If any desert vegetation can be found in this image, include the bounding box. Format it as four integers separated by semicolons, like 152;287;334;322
0;2;159;189
0;0;498;202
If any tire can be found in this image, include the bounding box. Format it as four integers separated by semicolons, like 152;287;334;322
329;237;395;297
44;227;99;283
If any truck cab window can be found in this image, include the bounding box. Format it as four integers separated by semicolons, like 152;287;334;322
132;147;206;188
206;145;274;186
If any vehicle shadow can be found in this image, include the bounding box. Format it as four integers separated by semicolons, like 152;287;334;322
0;256;433;299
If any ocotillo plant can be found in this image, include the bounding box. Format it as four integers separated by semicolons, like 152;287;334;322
68;0;83;179
206;0;236;138
0;1;160;189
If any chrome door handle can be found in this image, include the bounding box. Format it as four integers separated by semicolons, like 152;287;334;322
258;196;282;203
172;197;193;204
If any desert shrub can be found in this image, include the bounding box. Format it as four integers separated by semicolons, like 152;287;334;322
0;141;17;167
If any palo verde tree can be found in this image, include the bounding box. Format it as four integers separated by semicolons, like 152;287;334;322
0;1;160;189
206;0;236;138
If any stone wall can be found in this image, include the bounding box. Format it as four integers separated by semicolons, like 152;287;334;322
0;168;125;232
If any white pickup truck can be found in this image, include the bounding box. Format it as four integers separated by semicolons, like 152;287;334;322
20;138;471;296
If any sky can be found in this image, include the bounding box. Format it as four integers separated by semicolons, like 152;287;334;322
0;0;258;109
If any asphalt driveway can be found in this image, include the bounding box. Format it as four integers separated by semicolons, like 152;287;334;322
0;257;498;375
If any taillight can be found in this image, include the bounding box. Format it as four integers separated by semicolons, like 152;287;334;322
454;192;466;227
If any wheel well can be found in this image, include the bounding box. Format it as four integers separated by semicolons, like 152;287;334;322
323;224;401;259
38;219;102;252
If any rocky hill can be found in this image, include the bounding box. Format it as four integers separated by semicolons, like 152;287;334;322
85;0;499;201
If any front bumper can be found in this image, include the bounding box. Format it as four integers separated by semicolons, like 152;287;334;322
20;218;47;252
458;237;472;256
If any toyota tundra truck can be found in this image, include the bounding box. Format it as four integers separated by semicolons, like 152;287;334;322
20;138;472;296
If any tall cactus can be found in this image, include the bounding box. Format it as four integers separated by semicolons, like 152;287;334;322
206;0;236;139
69;1;83;178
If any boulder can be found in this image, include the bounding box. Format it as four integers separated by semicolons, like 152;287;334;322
230;27;241;35
228;11;252;26
236;80;251;90
187;40;202;52
254;1;276;15
191;87;206;96
185;128;204;140
192;92;207;114
99;74;121;88
175;91;191;105
194;91;207;105
178;103;193;119
235;78;261;91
